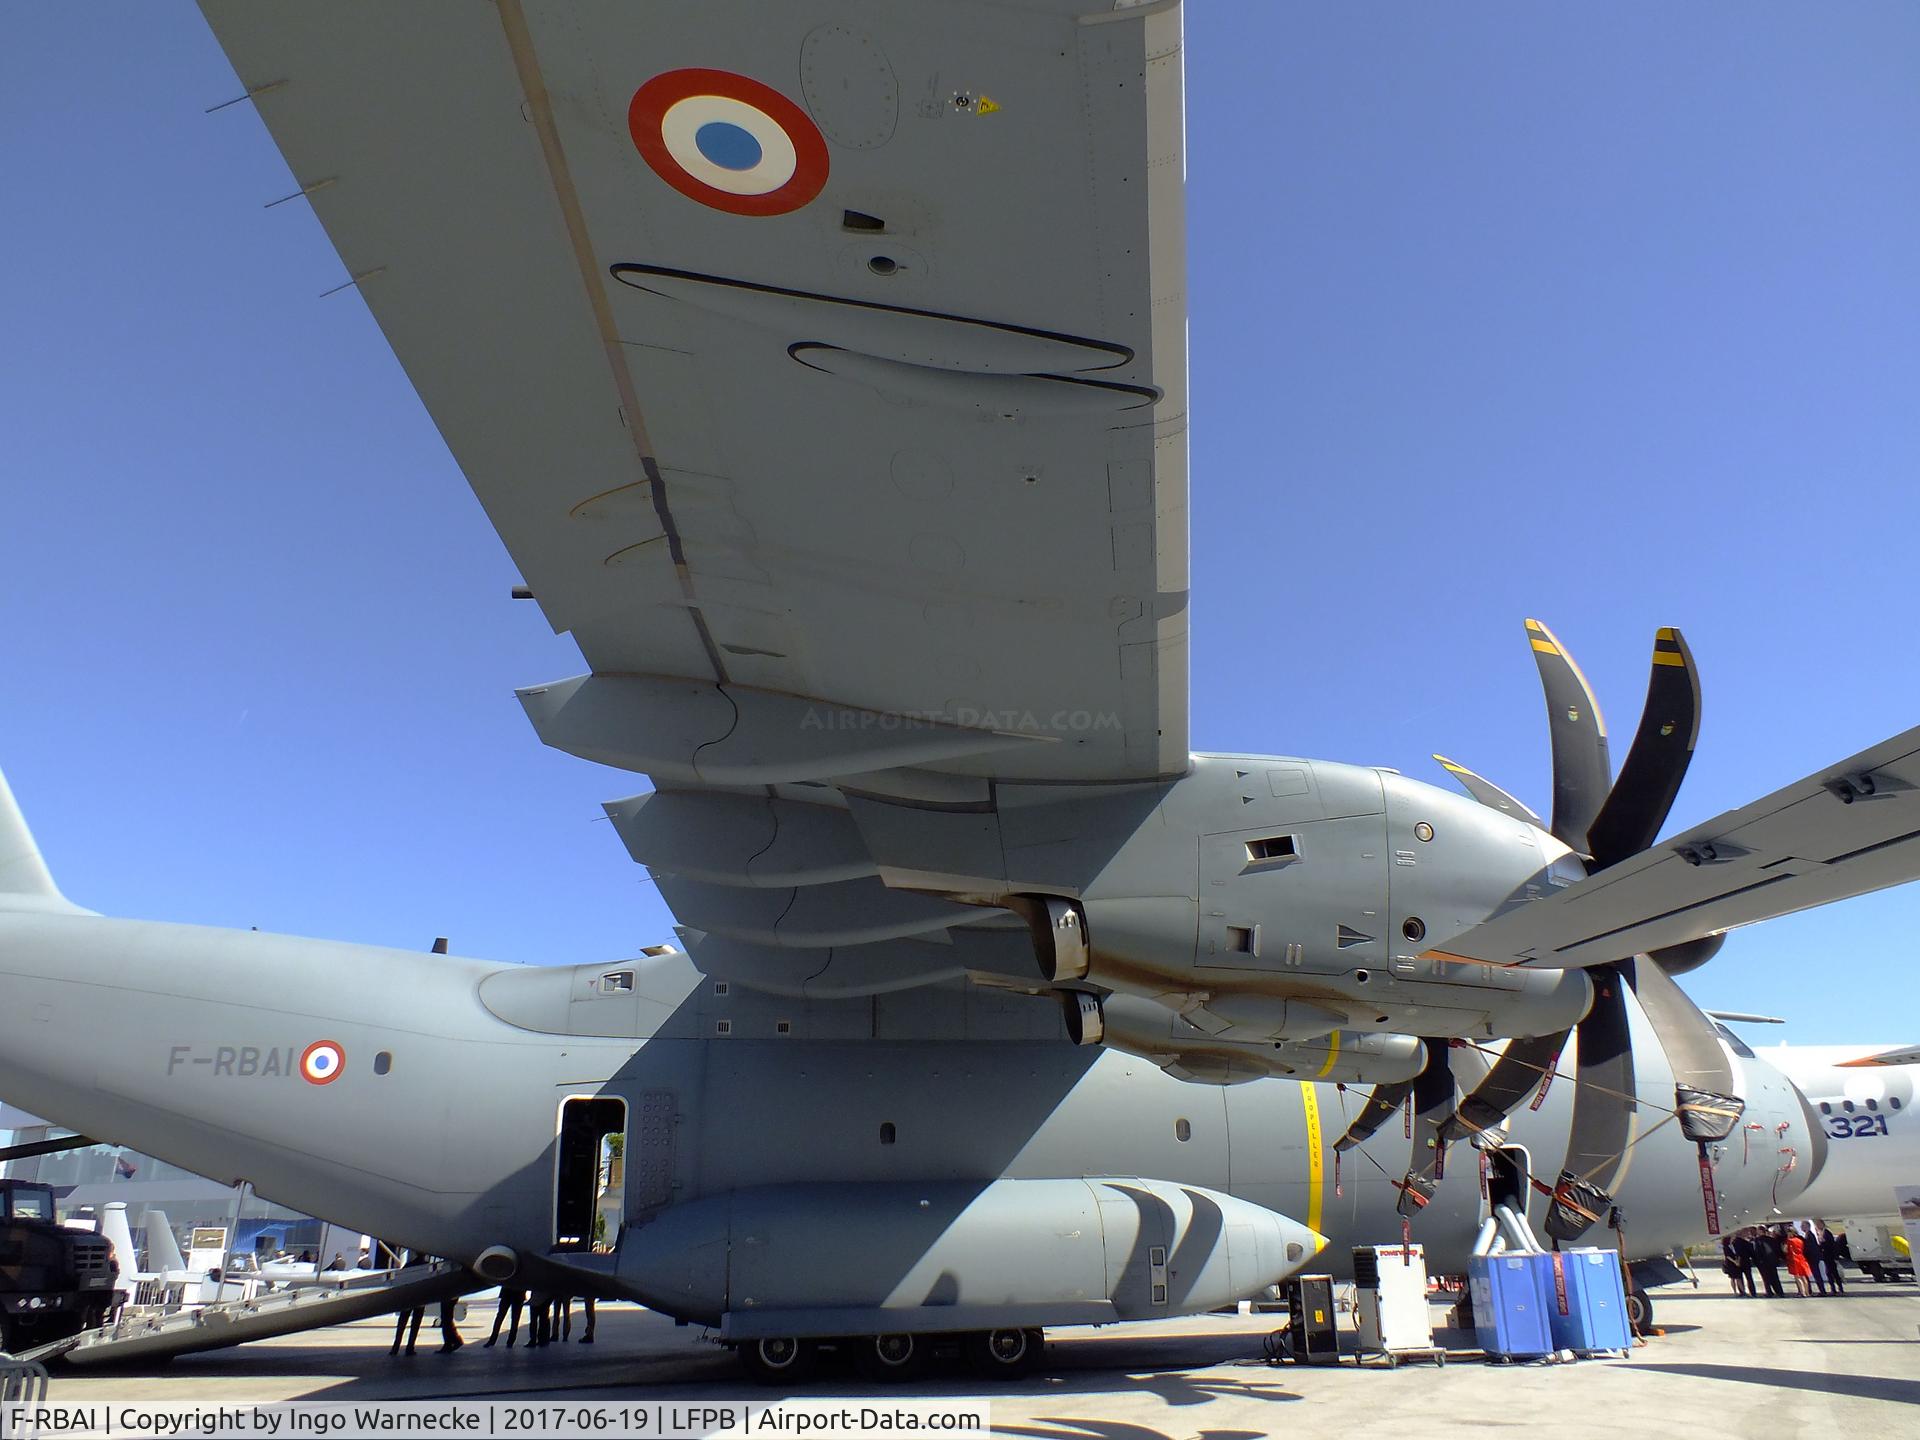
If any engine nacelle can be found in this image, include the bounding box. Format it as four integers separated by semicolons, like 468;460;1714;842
617;1178;1325;1336
1066;992;1428;1086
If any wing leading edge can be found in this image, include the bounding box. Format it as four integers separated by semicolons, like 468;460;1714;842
1431;724;1920;969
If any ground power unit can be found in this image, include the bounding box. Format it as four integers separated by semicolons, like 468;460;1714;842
1352;1244;1441;1366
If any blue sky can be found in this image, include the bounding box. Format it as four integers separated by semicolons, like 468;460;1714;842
3;5;1917;1044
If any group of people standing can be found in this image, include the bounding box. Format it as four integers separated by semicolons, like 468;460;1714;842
1720;1220;1850;1299
483;1286;597;1348
385;1252;600;1356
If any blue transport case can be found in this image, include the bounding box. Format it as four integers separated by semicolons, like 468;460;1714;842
1546;1247;1632;1354
1468;1253;1555;1358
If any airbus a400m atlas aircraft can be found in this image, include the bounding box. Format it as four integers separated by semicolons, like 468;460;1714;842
4;0;1920;1381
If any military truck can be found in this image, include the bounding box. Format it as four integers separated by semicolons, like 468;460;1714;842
0;1179;120;1353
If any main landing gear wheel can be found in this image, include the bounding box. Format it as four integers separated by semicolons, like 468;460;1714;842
1625;1290;1653;1333
854;1332;924;1381
739;1336;817;1386
965;1328;1040;1379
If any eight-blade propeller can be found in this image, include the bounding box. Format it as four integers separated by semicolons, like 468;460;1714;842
1339;620;1746;1239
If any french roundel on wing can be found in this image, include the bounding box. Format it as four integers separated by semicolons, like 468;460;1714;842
300;1040;345;1086
629;68;829;217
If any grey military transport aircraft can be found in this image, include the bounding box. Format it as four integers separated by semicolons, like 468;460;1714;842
4;0;1920;1383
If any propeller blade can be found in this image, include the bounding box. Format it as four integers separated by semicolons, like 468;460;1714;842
1433;754;1547;829
1526;619;1612;854
1440;1029;1569;1143
1333;1080;1412;1153
1551;962;1637;1240
1628;955;1744;1142
1585;628;1702;870
1404;1038;1461;1192
1649;933;1725;976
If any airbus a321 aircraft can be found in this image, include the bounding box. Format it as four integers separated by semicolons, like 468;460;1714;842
5;0;1920;1381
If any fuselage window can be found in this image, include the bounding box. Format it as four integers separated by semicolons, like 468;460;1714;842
1892;1097;1905;1110
602;971;633;993
1819;1102;1832;1115
1867;1098;1879;1111
879;1122;896;1146
373;1051;392;1075
1842;1100;1855;1113
1175;1118;1192;1142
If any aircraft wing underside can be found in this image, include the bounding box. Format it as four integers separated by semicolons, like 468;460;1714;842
201;1;1191;995
1431;724;1920;970
199;1;1189;789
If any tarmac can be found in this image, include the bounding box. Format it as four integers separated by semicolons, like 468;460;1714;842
32;1277;1920;1438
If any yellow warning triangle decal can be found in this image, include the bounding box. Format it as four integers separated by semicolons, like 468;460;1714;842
976;96;1001;115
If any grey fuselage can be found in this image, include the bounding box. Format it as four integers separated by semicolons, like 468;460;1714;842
0;901;1821;1332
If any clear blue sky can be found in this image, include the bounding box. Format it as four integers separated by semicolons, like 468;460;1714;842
3;5;1917;1043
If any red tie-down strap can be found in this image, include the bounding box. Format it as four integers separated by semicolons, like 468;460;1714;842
1697;1145;1722;1237
1528;1059;1556;1111
1334;1148;1343;1199
1772;1147;1799;1208
1405;1093;1414;1139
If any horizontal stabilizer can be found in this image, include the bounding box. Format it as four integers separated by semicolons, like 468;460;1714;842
1836;1044;1920;1068
1427;723;1920;969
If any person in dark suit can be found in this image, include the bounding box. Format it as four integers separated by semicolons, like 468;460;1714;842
1802;1222;1830;1295
1820;1223;1849;1295
1721;1235;1748;1295
1753;1227;1786;1297
484;1286;526;1347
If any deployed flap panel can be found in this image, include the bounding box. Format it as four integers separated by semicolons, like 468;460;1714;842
520;674;1047;786
606;791;877;887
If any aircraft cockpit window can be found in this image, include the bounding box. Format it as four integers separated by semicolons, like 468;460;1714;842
602;971;634;993
1711;1023;1757;1059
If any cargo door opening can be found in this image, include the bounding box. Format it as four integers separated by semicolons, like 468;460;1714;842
554;1097;626;1252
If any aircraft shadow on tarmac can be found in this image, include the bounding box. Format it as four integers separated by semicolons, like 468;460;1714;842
1621;1363;1920;1407
245;1322;1312;1410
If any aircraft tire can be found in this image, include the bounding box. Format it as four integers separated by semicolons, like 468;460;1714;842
1624;1290;1653;1332
853;1332;924;1382
965;1328;1040;1379
738;1337;817;1387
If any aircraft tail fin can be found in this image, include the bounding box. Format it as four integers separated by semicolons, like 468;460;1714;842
0;768;82;912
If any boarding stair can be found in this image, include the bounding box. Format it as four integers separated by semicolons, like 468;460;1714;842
15;1262;469;1367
